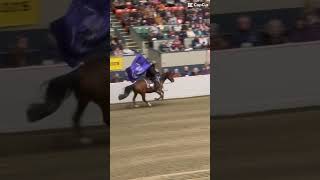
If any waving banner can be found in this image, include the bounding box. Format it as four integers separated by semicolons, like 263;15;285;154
50;0;108;67
125;53;151;82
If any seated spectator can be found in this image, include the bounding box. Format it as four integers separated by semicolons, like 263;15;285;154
159;41;171;52
170;36;183;51
191;67;200;76
163;68;169;73
200;65;210;75
182;66;192;76
193;27;204;37
168;15;178;25
111;37;123;51
192;37;203;49
262;19;288;45
150;24;160;35
111;73;124;83
172;68;181;78
155;15;164;25
305;12;320;41
199;36;209;48
7;35;29;67
232;16;259;48
186;27;196;38
289;17;309;42
212;34;230;50
113;47;123;56
178;29;187;40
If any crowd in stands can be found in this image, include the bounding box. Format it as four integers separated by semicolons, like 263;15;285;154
213;7;320;50
111;63;210;83
0;32;61;68
110;37;124;56
110;36;136;56
112;0;210;52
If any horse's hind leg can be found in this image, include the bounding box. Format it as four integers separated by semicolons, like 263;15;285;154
161;90;164;100
133;92;139;108
141;93;152;107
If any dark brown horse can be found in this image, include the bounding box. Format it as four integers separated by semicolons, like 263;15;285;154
118;72;174;107
26;53;108;143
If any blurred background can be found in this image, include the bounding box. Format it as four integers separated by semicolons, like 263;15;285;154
212;0;320;49
212;0;320;179
0;1;108;179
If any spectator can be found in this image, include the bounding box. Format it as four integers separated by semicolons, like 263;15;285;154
199;36;209;48
172;68;181;78
192;37;203;49
111;37;123;51
201;65;210;75
289;17;309;42
305;12;320;41
159;41;171;52
232;16;259;48
150;24;160;35
113;47;123;56
182;66;192;76
212;35;230;50
186;27;196;38
191;67;200;76
178;28;187;41
170;36;183;51
163;68;169;73
262;19;288;45
7;35;29;67
111;73;124;83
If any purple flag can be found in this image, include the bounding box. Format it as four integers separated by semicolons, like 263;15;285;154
126;53;151;82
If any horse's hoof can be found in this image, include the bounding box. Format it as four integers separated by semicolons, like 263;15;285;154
79;137;93;145
147;103;152;107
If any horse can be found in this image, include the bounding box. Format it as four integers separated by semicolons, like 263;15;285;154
118;72;175;107
26;53;108;144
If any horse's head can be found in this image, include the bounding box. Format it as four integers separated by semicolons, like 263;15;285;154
161;71;175;83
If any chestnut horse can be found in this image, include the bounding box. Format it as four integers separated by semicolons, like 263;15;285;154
26;53;108;143
118;72;174;107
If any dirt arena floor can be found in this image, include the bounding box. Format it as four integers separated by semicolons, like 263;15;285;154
0;96;210;180
4;96;320;179
214;107;320;180
110;96;210;180
0;127;109;180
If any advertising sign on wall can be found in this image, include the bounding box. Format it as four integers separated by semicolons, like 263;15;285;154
0;0;39;27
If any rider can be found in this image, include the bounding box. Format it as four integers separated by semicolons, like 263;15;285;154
145;61;160;88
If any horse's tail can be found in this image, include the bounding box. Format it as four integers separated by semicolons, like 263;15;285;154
118;84;134;100
26;69;79;122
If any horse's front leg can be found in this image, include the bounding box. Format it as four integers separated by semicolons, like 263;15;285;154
154;91;162;101
73;99;92;144
160;90;164;100
141;93;152;107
